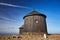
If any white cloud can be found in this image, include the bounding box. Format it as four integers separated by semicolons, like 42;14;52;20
0;16;16;21
0;2;32;9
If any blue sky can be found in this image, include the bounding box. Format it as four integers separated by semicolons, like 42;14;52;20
0;0;60;34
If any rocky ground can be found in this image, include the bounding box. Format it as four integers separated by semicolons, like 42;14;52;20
0;33;60;40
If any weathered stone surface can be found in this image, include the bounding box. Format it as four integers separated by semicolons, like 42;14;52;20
19;11;47;34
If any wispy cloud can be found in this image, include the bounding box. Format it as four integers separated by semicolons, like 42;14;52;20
0;2;32;9
0;16;16;21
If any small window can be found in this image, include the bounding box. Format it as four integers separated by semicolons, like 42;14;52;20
35;20;39;23
36;20;38;23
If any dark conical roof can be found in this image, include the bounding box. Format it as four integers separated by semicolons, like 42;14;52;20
23;11;46;19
